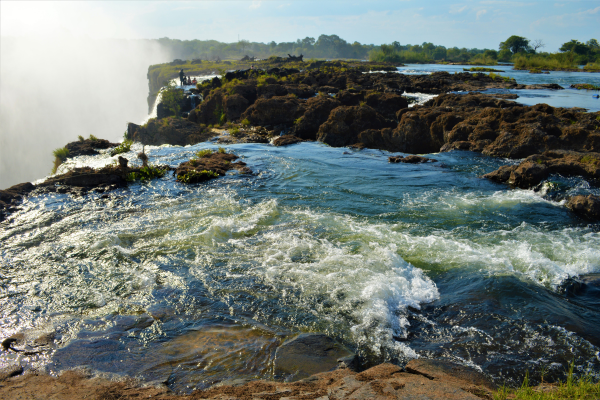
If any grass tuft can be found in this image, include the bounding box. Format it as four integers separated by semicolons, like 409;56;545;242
110;140;133;157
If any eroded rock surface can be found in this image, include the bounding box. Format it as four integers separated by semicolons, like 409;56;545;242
0;359;497;399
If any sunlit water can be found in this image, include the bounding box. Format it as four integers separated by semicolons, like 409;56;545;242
2;140;600;392
2;66;600;392
397;64;600;112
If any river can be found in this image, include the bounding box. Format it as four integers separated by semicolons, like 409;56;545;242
1;64;599;393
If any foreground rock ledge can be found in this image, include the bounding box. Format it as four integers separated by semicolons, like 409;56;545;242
0;359;496;400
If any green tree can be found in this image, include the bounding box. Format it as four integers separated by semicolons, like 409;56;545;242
560;39;589;55
586;39;599;50
484;49;498;59
498;49;513;62
161;80;185;118
499;35;530;54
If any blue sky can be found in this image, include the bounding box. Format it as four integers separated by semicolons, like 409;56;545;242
1;1;598;51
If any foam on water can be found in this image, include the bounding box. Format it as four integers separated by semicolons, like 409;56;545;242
3;142;600;385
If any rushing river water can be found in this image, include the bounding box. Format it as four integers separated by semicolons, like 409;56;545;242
1;65;600;393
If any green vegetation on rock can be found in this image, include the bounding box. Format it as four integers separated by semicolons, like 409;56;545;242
110;140;133;157
125;165;167;182
177;169;219;184
493;363;600;400
51;147;70;174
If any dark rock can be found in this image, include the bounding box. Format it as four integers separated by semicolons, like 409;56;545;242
257;84;288;99
241;95;305;126
317;105;392;147
65;139;118;158
508;160;549;188
389;155;437;163
273;135;304;146
567;195;600;220
273;333;357;381
128;119;215;146
365;92;408;119
335;90;364;106
290;96;341;140
483;164;517;183
175;152;251;183
0;363;23;381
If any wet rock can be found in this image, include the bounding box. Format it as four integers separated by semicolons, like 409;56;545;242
389;155;437;163
290;96;341;140
273;135;305;146
405;359;495;389
222;93;249;121
0;364;23;382
364;92;408;119
257;83;288;99
484;150;600;188
274;333;357;381
175;151;251;183
483;164;518;183
128;118;214;146
65;139;118;158
335;90;364;106
317;105;392;147
567;195;600;220
241;95;305;126
508;160;549;188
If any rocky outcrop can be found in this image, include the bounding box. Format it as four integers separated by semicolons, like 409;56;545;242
174;151;251;183
0;359;498;399
65;138;118;158
289;96;341;140
389;155;437;163
483;150;600;189
317;105;393;147
0;182;35;222
128;118;215;146
567;195;600;220
273;334;357;381
240;95;305;126
272;135;305;146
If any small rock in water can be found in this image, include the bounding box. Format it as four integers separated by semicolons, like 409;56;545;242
274;333;357;381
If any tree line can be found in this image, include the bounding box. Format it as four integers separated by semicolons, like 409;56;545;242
154;34;599;67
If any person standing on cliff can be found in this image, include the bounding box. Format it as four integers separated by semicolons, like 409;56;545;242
179;69;185;86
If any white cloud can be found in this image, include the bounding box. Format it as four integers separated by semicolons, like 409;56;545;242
249;1;262;9
476;9;488;19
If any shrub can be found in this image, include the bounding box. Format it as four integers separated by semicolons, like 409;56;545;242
217;147;226;153
110;140;133;156
125;165;167;182
177;169;220;184
51;147;69;174
241;118;251;126
195;149;213;158
581;155;599;165
89;135;98;141
230;126;241;137
78;135;85;142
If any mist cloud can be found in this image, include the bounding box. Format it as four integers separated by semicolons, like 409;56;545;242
1;3;171;188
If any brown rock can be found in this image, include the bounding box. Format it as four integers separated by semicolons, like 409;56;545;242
241;95;305;126
317;105;392;147
508;160;549;188
290;96;341;140
273;135;305;146
128;118;215;146
483;164;518;183
365;92;408;118
567;195;600;220
273;334;357;381
175;151;251;183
